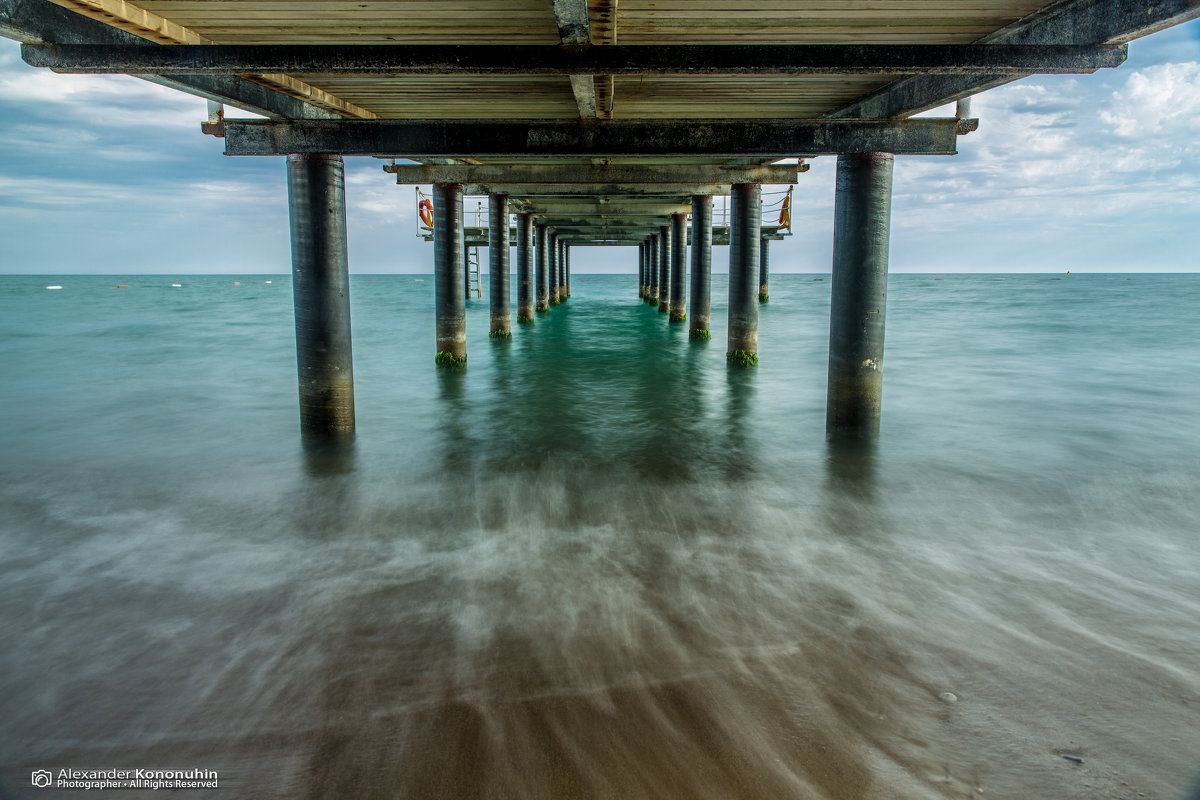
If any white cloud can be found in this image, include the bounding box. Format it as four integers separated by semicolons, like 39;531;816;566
890;60;1200;241
344;163;414;221
0;70;203;130
0;173;283;214
1100;62;1200;138
0;174;142;206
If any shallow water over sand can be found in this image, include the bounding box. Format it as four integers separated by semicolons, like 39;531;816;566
1;273;1198;799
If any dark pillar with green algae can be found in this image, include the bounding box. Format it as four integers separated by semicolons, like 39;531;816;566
647;233;660;306
288;153;355;433
726;183;760;367
669;212;687;322
488;193;511;338
658;223;671;314
827;153;893;438
535;224;549;313
688;194;713;341
516;213;534;322
548;231;560;305
433;181;466;367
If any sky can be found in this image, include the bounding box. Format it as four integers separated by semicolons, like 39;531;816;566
0;20;1198;275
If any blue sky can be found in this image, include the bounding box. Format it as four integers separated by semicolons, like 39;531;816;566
0;20;1198;275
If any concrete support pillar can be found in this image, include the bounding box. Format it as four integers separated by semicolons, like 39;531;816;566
564;244;571;299
759;238;770;303
658;224;671;313
287;153;355;435
557;239;567;301
827;153;894;437
688;194;713;340
535;224;549;312
516;213;534;322
669;212;688;322
638;243;647;299
488;193;511;338
433;181;467;367
549;231;560;305
648;234;660;305
727;183;761;366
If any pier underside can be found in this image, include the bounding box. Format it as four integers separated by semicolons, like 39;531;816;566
4;0;1197;434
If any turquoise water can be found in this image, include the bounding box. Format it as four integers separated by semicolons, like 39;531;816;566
1;273;1198;799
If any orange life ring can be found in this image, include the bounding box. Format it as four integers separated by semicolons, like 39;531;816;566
418;198;434;228
779;192;791;229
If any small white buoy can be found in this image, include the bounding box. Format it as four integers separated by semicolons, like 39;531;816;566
171;283;182;288
938;692;959;703
45;285;62;290
265;280;272;284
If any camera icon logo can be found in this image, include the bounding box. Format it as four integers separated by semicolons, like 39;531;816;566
31;770;54;788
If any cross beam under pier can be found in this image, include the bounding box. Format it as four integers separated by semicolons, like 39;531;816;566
384;164;804;186
222;118;972;158
22;43;1127;76
455;183;752;198
442;226;786;247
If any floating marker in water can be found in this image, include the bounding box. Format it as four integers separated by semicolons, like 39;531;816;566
233;281;241;285
265;280;272;284
938;692;958;703
171;283;182;288
116;285;130;289
45;285;62;290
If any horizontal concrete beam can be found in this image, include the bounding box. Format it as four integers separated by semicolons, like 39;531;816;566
384;163;803;184
514;203;693;215
462;183;733;197
22;43;1127;75
225;118;967;157
830;0;1200;119
0;0;337;119
442;225;785;246
389;163;804;184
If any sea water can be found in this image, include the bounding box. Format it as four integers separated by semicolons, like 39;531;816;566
0;273;1197;799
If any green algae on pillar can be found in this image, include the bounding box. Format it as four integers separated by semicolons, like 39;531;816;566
638;242;646;300
647;233;660;306
489;193;512;338
688;194;713;341
669;211;688;322
726;183;760;366
658;223;671;314
548;231;560;305
434;182;467;367
516;212;534;323
535;223;549;312
827;153;893;438
559;244;568;299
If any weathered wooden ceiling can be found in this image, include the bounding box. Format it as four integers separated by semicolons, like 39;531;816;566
39;0;1062;121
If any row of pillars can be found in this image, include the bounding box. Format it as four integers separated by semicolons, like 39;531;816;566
437;183;572;361
635;188;762;362
285;152;894;441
